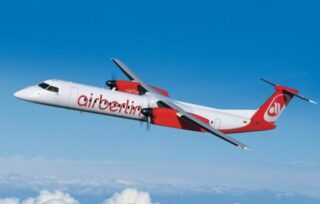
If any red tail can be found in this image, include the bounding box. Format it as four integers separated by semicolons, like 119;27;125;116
251;85;298;130
223;79;315;134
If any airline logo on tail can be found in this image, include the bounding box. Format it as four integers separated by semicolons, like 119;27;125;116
268;102;281;117
264;94;290;122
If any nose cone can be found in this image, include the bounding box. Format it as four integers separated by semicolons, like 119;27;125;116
14;90;25;99
14;89;27;99
14;86;40;102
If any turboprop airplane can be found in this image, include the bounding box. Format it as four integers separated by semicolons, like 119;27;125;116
14;58;317;150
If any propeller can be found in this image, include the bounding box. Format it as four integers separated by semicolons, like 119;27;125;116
106;72;118;90
141;105;153;131
106;80;116;89
111;71;117;81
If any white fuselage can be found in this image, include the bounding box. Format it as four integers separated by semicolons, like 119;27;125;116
15;79;256;131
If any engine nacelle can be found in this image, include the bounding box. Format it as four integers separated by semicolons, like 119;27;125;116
106;80;169;97
107;80;143;95
150;107;209;132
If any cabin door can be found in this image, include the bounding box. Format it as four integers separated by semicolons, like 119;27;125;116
68;87;79;107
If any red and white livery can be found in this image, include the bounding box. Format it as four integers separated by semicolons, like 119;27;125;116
14;58;317;150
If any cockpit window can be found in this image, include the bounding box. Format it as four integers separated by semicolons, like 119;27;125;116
47;86;59;93
38;83;50;89
38;82;59;93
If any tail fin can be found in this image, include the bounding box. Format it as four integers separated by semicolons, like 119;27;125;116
250;79;317;129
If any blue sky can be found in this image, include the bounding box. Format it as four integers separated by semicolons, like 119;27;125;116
0;0;319;203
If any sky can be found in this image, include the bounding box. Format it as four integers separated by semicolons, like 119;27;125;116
0;0;319;203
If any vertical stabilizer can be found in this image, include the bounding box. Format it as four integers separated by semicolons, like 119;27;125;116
251;84;298;126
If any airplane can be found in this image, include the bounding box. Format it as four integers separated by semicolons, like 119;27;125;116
14;58;317;150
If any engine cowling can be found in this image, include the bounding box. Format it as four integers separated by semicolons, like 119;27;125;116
107;80;143;95
144;107;210;132
106;80;169;97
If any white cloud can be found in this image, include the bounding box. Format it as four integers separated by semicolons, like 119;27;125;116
0;189;156;204
276;192;295;199
0;191;79;204
0;198;19;204
103;189;154;204
0;156;320;197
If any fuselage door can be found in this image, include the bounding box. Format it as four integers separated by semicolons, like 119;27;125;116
214;118;221;129
68;87;79;107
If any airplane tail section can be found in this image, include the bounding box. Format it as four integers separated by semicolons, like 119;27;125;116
250;79;316;130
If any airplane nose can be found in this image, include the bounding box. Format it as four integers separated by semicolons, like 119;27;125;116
14;90;26;99
14;86;40;102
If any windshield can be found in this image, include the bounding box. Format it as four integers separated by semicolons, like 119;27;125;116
47;86;59;93
38;83;50;89
38;82;59;93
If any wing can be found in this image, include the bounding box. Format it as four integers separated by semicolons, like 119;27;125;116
111;58;250;150
158;99;250;150
112;58;155;92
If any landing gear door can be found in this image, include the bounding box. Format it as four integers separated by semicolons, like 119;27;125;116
68;87;79;107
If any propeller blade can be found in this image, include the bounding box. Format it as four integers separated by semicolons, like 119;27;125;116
140;102;153;131
146;116;151;131
111;71;117;80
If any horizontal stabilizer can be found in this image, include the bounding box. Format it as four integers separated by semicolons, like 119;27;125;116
261;78;317;105
283;89;317;104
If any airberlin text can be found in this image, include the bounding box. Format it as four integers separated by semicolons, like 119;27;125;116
77;94;142;116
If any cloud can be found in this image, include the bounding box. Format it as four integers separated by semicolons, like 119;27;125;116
0;198;19;204
0;156;320;197
0;191;79;204
276;192;295;199
0;189;156;204
0;188;319;204
103;189;154;204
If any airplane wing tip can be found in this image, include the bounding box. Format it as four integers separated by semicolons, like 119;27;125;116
239;145;252;151
309;100;317;105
